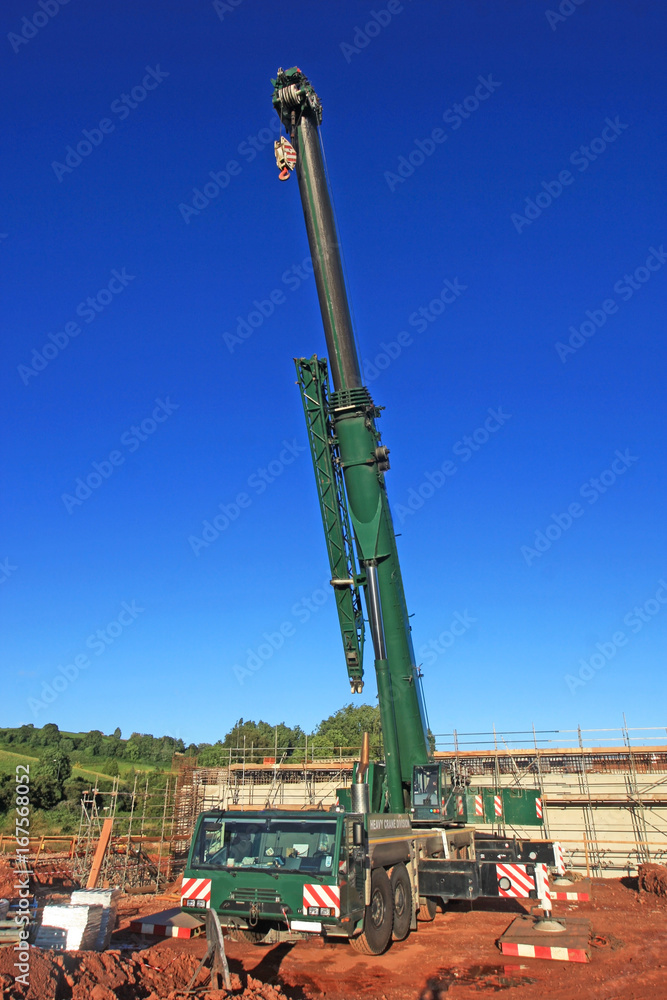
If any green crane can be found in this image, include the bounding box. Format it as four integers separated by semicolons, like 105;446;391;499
271;67;430;812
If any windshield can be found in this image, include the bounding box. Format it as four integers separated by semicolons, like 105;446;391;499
191;816;338;874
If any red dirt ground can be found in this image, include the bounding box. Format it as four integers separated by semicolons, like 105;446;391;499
1;856;666;998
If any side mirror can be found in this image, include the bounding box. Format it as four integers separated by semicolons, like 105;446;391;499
353;821;364;847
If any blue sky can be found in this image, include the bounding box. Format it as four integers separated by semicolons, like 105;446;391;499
2;0;665;749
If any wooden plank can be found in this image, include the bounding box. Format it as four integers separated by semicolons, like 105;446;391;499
86;818;114;889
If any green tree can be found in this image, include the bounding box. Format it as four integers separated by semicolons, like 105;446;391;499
112;727;122;739
309;703;382;760
40;722;60;746
81;730;104;757
0;774;15;812
31;774;63;810
36;747;72;785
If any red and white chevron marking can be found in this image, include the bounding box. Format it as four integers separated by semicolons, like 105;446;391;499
494;794;503;817
474;794;483;816
553;841;566;875
303;883;340;917
456;795;464;816
535;797;543;819
535;863;551;910
496;863;536;898
499;941;589;962
181;877;211;906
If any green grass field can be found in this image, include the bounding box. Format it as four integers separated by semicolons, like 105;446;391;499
0;747;161;781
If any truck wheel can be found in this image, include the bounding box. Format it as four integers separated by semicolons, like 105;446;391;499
390;864;412;941
350;867;393;955
417;895;437;922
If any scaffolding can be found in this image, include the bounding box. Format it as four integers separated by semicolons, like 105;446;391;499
30;723;667;884
163;724;667;878
71;773;175;892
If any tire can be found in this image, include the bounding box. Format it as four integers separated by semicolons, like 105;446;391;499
350;867;394;955
417;895;437;922
390;864;412;941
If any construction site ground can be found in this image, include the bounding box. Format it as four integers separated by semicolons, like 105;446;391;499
1;857;666;999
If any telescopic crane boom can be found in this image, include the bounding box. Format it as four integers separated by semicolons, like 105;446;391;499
271;67;430;812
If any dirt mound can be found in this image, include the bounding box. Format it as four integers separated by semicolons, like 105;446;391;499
0;944;290;1000
638;862;667;896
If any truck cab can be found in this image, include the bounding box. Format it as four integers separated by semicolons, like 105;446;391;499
182;809;367;944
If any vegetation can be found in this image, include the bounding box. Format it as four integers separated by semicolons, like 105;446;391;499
0;706;433;832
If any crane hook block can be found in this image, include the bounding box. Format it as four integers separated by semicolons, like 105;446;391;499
275;137;296;181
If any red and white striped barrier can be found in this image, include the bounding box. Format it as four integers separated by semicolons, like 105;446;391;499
474;794;483;816
553;888;590;901
494;794;503;817
500;940;588;963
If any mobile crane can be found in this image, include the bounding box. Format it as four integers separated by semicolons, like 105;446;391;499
182;68;562;955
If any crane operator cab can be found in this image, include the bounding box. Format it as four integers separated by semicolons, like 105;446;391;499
411;763;444;822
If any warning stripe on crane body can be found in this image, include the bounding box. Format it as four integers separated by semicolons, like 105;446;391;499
456;795;464;816
553;841;566;875
474;794;483;816
181;877;212;904
496;863;537;898
303;883;340;917
536;797;543;819
494;794;503;817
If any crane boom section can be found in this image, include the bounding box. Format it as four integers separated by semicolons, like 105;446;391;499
272;68;430;810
